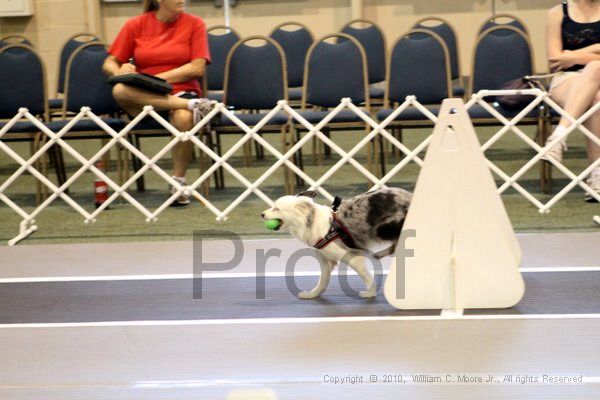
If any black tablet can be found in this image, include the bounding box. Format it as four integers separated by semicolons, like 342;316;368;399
108;73;173;95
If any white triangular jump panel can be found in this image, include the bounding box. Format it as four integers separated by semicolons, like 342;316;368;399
384;99;525;310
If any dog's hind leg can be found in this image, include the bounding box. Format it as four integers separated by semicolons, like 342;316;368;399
343;251;376;298
298;252;334;300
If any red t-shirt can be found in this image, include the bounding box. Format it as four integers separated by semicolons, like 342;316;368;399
109;11;211;95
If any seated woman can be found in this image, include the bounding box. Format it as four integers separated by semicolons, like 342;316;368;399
102;0;211;206
545;0;600;202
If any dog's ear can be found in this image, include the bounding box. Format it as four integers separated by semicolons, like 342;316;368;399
296;190;317;199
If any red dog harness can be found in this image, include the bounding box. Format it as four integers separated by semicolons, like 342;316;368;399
313;197;358;250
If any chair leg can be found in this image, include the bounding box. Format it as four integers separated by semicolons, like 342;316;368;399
32;135;42;205
311;134;318;166
323;128;331;159
255;133;265;160
39;134;49;201
281;126;291;194
197;128;210;199
204;128;220;191
294;126;305;187
539;117;552;193
379;131;386;178
243;139;252;168
131;134;145;192
215;132;225;190
101;138;111;172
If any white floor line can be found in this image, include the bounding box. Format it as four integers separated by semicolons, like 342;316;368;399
1;266;600;284
1;313;600;329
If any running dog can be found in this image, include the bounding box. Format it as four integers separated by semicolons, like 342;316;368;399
261;187;412;299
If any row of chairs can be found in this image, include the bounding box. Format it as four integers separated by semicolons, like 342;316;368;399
205;14;530;103
0;15;547;201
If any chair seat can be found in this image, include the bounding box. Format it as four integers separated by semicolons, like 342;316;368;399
46;118;126;134
217;112;290;127
49;98;63;110
288;87;303;101
297;109;366;124
467;102;542;119
0;120;41;134
207;91;223;103
377;106;440;122
369;86;385;99
452;84;465;98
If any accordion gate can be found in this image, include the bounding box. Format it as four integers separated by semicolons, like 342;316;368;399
1;89;599;245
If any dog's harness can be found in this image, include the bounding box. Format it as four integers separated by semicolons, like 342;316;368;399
313;197;358;250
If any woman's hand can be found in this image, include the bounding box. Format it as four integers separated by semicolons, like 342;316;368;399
116;62;137;75
549;50;577;72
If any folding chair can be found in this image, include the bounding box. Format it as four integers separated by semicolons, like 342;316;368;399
376;29;452;173
412;17;464;98
215;36;292;191
0;44;49;204
205;25;241;103
340;19;387;105
297;33;373;175
270;22;314;104
49;33;100;111
468;25;548;189
45;43;127;187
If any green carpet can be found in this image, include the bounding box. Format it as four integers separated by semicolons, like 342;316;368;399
0;124;598;245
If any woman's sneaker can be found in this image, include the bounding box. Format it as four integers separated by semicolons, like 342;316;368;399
169;176;190;207
584;170;600;203
541;136;567;164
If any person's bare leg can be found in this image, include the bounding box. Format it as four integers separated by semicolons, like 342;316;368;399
552;61;600;129
545;62;600;163
170;109;195;177
112;83;191;114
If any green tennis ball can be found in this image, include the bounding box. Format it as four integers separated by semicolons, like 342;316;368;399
264;219;282;230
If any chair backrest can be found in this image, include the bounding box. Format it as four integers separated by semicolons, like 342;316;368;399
57;33;100;95
63;42;121;116
223;36;288;109
269;22;314;88
340;19;386;85
385;30;451;106
206;25;241;92
0;44;47;119
478;13;529;36
303;33;369;109
470;26;533;94
0;34;34;54
413;17;460;80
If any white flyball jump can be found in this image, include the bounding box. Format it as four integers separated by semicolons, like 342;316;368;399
384;98;525;312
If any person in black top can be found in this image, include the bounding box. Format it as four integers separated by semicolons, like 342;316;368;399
546;0;600;202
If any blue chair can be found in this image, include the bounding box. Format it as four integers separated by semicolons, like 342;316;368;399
45;42;126;187
469;25;548;189
269;22;314;103
0;44;49;203
216;36;292;191
50;33;100;111
340;19;386;103
205;25;240;103
412;17;464;98
376;29;452;172
478;13;529;36
298;33;371;171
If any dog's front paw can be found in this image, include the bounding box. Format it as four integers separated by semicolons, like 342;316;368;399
359;290;376;299
298;291;320;300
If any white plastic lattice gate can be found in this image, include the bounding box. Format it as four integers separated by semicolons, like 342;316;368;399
0;89;599;245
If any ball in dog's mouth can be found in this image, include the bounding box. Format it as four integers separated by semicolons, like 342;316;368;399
264;218;283;231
